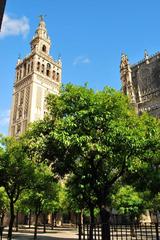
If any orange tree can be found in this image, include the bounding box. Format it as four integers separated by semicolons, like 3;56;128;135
25;84;159;240
0;136;35;240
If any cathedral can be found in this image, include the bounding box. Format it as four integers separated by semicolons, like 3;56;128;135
9;16;160;137
9;17;62;136
120;51;160;117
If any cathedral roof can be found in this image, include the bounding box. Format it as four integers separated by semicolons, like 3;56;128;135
131;51;160;69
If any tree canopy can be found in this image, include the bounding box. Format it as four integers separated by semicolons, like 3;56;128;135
24;83;160;240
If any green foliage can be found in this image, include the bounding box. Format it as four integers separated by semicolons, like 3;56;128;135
152;193;160;211
112;185;145;219
19;162;59;215
124;113;160;197
0;187;9;214
45;84;147;208
0;136;35;203
24;83;160;220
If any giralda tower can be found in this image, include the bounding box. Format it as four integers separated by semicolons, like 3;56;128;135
9;17;62;136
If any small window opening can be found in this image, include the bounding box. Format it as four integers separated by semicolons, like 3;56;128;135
46;63;51;77
28;64;30;73
17;72;19;81
56;72;60;82
52;70;56;80
31;62;33;71
23;63;26;77
42;45;47;52
41;64;45;74
37;62;40;71
46;69;50;77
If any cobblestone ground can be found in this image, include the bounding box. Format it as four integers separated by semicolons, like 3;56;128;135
2;226;78;240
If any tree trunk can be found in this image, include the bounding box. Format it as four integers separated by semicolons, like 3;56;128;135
79;209;84;225
100;206;110;240
54;212;57;227
78;209;83;240
0;211;5;226
89;206;95;240
15;210;19;232
8;199;15;240
156;211;159;224
43;213;46;233
34;210;39;240
130;216;136;237
76;213;78;228
51;213;54;230
29;209;32;228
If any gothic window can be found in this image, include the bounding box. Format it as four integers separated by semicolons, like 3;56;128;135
24;86;30;118
16;123;21;134
23;120;27;132
37;62;40;71
52;70;56;80
13;93;19;123
42;44;47;52
41;64;45;74
20;90;24;105
18;108;22;119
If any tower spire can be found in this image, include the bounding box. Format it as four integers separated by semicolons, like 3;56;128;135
38;14;46;22
30;16;51;54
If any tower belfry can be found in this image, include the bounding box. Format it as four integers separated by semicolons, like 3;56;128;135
9;18;62;136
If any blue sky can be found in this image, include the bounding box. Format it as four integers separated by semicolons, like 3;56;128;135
1;0;160;135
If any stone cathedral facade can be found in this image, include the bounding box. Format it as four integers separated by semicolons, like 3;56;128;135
120;51;160;117
9;17;62;136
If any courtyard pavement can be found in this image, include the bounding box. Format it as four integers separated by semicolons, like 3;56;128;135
2;226;78;240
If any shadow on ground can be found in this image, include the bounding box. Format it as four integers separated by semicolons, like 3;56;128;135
2;226;78;240
3;234;77;240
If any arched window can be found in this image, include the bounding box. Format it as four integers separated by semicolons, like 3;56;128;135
19;109;22;118
52;70;56;80
47;63;51;69
46;70;50;77
42;45;47;52
46;63;51;77
37;62;40;71
56;72;60;82
41;64;45;74
17;123;21;134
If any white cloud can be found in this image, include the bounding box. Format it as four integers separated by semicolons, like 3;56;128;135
0;14;30;38
0;109;10;127
73;56;91;66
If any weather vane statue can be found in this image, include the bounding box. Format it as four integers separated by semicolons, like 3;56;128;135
38;14;47;21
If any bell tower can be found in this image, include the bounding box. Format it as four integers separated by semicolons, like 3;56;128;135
9;17;62;136
30;16;51;55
